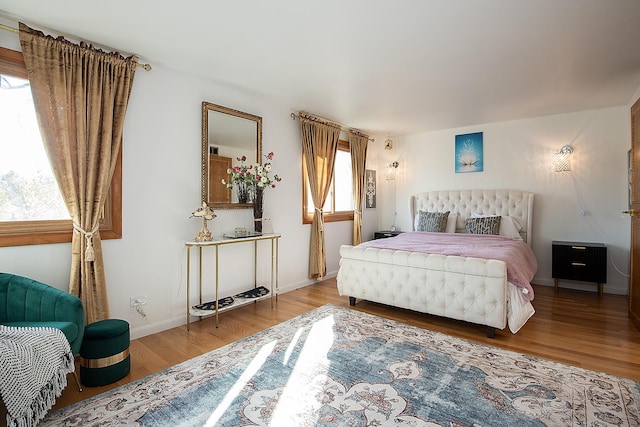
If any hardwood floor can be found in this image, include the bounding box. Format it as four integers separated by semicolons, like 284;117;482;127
49;279;640;412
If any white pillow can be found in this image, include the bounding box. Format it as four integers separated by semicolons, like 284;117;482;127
471;213;523;240
414;211;457;233
445;213;457;233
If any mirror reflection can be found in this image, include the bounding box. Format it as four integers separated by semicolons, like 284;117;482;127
201;102;262;208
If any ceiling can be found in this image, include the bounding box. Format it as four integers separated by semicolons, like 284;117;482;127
2;0;640;136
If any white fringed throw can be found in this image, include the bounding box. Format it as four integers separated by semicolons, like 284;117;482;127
0;325;74;427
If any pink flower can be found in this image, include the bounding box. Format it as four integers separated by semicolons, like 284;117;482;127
227;151;282;190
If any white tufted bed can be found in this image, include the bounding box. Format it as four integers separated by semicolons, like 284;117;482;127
337;189;537;337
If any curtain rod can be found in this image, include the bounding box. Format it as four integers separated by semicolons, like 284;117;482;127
290;112;375;142
0;22;151;71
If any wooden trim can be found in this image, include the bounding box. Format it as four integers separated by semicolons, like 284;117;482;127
0;47;123;247
0;47;27;79
301;140;354;224
629;96;640;330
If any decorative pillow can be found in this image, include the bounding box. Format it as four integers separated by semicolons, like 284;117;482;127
445;213;458;233
471;213;523;240
415;211;457;232
499;216;523;240
417;211;450;232
464;216;501;235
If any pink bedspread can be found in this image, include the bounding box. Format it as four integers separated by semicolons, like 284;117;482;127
360;232;538;300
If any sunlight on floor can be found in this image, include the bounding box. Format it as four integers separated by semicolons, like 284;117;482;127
269;314;335;425
203;339;276;426
282;326;303;365
201;314;336;425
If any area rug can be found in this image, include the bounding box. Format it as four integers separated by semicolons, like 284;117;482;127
43;304;640;426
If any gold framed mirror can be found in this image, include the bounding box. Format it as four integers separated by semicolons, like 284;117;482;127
201;102;262;209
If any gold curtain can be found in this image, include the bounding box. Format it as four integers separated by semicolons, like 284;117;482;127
299;112;341;279
349;130;369;245
18;23;138;323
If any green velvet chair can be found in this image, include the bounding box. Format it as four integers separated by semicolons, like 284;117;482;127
0;272;85;390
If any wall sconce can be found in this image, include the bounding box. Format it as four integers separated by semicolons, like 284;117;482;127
554;145;574;172
384;135;393;150
386;161;399;180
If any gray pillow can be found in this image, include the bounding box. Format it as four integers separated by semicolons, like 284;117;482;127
417;211;450;232
464;216;501;235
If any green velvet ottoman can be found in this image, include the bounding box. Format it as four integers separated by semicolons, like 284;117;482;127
80;319;130;387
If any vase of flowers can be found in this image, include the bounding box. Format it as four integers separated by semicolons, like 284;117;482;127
222;156;253;203
253;187;264;232
250;152;281;233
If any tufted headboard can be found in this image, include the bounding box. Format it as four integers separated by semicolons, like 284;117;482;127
410;189;535;247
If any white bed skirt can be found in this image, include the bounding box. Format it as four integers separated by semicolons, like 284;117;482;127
337;245;534;333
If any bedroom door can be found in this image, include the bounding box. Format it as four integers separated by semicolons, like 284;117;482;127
629;97;640;331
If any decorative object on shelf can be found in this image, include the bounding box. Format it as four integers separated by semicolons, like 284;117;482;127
253;187;264;232
191;202;217;242
235;285;270;299
249;151;282;233
222;155;253;203
193;296;235;311
235;181;250;203
223;230;262;239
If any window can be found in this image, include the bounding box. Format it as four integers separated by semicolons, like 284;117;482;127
0;47;122;247
302;140;354;224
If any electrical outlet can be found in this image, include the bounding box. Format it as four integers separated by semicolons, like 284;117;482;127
130;296;147;307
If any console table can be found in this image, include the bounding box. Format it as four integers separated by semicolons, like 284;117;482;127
185;233;281;330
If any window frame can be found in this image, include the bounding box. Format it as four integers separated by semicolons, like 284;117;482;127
302;139;354;224
0;46;122;247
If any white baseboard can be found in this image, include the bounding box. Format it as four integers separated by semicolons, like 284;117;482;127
533;276;627;296
130;275;339;340
129;315;185;340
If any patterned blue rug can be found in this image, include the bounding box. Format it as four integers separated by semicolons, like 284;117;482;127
43;305;640;426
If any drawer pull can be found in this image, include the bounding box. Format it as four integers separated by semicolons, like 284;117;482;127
571;262;586;267
571;246;586;250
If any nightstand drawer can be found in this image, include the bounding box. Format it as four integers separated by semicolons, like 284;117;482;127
552;241;607;293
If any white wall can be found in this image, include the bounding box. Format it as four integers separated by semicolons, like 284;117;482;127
0;19;633;339
372;108;632;295
0;25;361;338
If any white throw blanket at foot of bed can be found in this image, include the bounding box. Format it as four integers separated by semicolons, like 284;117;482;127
0;325;74;427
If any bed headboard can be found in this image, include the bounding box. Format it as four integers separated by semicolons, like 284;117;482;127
410;189;535;247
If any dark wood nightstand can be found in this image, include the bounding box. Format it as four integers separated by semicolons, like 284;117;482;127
552;241;607;295
374;230;403;240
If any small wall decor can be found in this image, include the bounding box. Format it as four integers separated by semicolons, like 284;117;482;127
365;169;376;208
455;132;483;173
